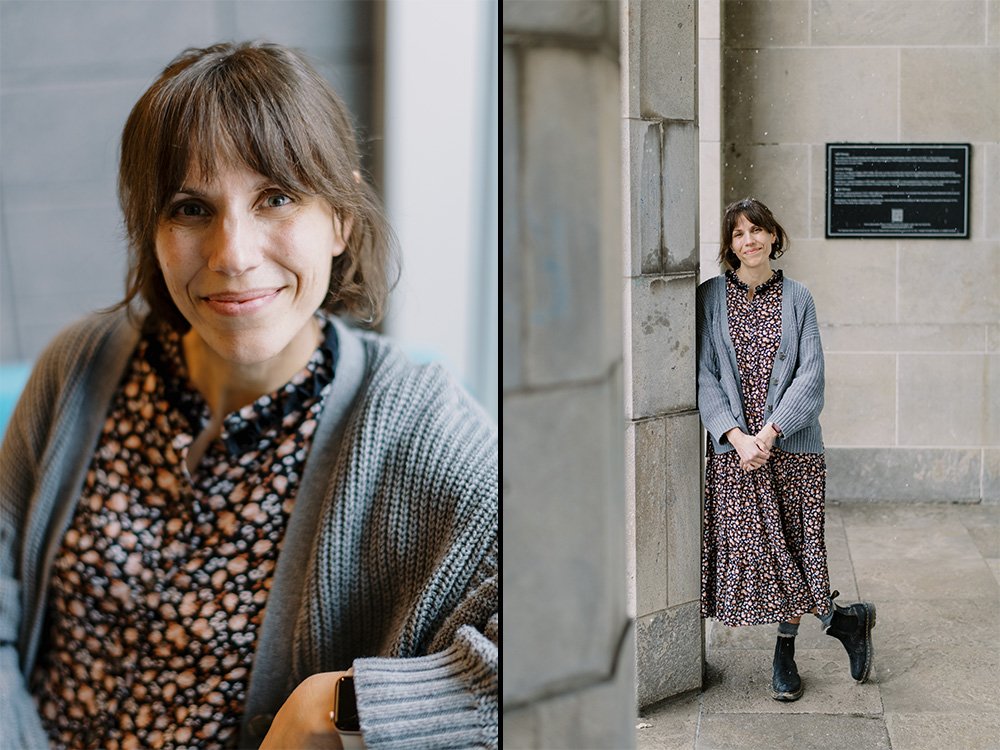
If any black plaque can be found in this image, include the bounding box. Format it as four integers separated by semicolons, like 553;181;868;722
826;143;970;238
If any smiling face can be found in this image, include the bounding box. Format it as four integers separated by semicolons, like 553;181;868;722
154;162;348;369
729;213;776;272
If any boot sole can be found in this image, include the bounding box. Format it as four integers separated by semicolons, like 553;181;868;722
772;685;804;702
856;602;876;684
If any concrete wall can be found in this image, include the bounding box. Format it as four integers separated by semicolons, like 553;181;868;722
0;0;373;366
622;0;704;708
721;0;1000;503
503;2;636;747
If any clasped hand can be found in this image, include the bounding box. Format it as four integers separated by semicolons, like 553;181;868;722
727;427;775;472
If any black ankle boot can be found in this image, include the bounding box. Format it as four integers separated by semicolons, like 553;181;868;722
824;593;876;683
772;634;803;701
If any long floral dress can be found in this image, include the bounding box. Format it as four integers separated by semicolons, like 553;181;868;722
701;270;831;627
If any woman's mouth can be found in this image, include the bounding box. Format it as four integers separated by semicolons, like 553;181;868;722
201;288;281;316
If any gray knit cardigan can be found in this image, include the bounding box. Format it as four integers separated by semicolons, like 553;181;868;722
0;310;498;749
696;273;825;454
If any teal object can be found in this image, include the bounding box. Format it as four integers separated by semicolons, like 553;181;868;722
0;363;31;438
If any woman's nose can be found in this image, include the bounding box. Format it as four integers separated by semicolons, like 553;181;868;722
206;215;263;276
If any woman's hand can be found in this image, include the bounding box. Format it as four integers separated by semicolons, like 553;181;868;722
259;671;348;750
725;428;770;472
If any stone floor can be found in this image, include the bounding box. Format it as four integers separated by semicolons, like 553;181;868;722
637;502;1000;750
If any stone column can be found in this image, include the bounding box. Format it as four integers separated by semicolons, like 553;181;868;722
622;0;704;708
503;1;636;747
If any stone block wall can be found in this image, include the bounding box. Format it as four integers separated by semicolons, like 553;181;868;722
720;0;1000;502
503;2;636;747
623;0;704;708
0;0;373;364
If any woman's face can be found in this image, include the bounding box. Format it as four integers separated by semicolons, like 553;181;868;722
729;213;776;270
154;162;348;368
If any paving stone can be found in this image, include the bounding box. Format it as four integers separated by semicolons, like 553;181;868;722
870;598;999;655
878;646;1000;714
967;526;1000;558
844;522;983;562
886;712;1000;750
635;691;699;750
697;712;890;750
700;649;882;715
852;555;999;603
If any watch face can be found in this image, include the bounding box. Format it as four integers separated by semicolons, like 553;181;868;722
334;676;361;732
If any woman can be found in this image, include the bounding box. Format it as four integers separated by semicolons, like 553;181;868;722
0;42;497;749
695;198;874;702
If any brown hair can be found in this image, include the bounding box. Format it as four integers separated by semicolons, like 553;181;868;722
116;41;399;330
717;197;789;270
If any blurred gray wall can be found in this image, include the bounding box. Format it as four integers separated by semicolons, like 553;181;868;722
0;0;374;364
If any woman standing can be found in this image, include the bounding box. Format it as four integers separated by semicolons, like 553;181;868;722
695;197;875;702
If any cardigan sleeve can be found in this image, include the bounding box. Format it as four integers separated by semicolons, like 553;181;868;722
289;355;498;750
352;541;497;750
0;348;64;750
769;289;825;439
696;280;742;445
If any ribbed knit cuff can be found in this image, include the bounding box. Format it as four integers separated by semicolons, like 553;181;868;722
352;627;497;749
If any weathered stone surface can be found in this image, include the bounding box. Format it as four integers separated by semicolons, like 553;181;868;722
662;121;699;273
844;522;983;562
823;353;895;446
723;144;810;241
503;381;629;702
724;48;897;143
698;713;890;750
878;646;1000;714
898;241;1000;326
638;0;696;120
852;554;998;602
812;0;985;45
701;648;883;715
872;598;999;655
636;602;702;707
820;324;990;354
886;712;1000;750
898;354;989;446
826;448;983;503
521;47;621;387
776;240;895;327
724;0;810;49
664;413;702;606
635;691;699;750
625;274;696;420
985;449;1000;504
628;418;668;616
900;48;1000;141
626;118;664;276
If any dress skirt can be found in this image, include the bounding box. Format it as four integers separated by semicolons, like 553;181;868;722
701;446;830;626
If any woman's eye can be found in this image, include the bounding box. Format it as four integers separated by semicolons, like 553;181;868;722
264;193;293;208
173;202;207;218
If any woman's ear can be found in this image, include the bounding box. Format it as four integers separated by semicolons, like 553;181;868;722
332;212;354;257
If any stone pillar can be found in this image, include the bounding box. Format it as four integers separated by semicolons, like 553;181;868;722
622;0;704;708
503;2;635;748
